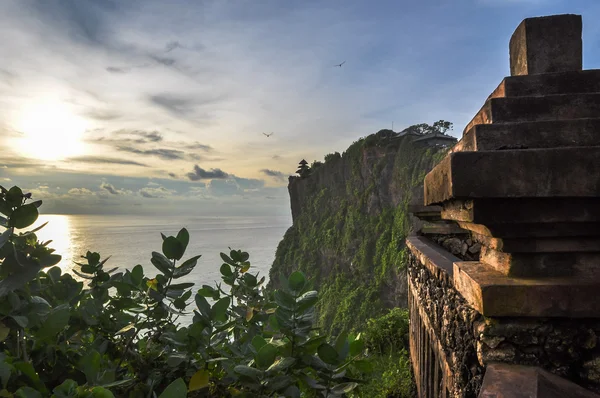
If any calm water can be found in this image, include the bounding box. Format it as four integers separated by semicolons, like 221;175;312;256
31;214;291;295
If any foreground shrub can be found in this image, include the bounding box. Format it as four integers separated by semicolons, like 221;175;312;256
0;185;369;397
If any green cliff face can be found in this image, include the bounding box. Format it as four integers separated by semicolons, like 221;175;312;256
269;131;449;336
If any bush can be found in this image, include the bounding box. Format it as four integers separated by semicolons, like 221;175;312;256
364;308;410;355
0;185;370;397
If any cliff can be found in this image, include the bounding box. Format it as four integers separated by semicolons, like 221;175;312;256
269;130;451;335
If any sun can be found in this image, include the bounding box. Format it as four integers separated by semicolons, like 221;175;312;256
14;100;87;161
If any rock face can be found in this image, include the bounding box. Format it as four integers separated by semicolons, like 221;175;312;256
271;135;447;334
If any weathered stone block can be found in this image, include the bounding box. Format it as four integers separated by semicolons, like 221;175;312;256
456;221;600;239
487;70;600;100
442;199;600;224
509;14;582;76
474;234;600;253
479;363;599;398
453;261;600;317
424;147;600;205
453;119;600;153
464;93;600;133
480;246;600;277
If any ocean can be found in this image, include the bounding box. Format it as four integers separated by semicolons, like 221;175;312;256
30;214;292;304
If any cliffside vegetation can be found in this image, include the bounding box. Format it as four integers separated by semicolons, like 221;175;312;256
0;186;370;397
269;124;452;397
270;125;450;335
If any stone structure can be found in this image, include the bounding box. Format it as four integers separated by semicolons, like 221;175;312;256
407;14;600;397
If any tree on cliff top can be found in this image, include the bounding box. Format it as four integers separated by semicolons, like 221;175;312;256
296;159;311;178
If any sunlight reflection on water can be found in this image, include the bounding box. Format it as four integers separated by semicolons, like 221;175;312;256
32;214;77;273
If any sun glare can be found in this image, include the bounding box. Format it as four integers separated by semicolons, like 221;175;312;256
14;101;87;161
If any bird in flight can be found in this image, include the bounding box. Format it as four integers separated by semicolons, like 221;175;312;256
263;132;274;137
334;61;346;68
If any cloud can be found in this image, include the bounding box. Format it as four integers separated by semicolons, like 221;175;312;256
272;155;282;160
260;169;287;181
100;182;122;195
114;129;163;142
168;172;177;178
186;165;229;181
117;146;185;160
139;185;174;198
165;41;183;53
184;142;213;151
150;55;176;67
68;187;93;196
106;66;129;73
149;94;195;116
68;156;148;167
83;108;122;121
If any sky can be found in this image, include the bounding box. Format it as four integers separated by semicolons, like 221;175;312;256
0;0;599;216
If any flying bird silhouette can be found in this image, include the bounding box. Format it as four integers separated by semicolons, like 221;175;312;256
334;61;346;68
263;133;274;137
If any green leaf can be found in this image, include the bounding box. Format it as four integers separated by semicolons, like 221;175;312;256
52;379;78;397
6;186;23;207
220;252;235;265
0;322;9;342
131;264;143;285
211;297;230;323
11;315;28;328
266;357;296;373
116;324;135;335
234;365;263;380
296;291;318;312
195;294;211;319
38;305;70;340
349;338;365;357
331;382;359;394
219;263;232;277
15;387;42;398
151;252;173;276
79;350;101;384
255;344;278;369
188;369;209;392
90;387;115;398
251;335;267;352
158;378;187;398
352;359;373;373
162;236;184;260
317;343;340;365
176;228;189;249
287;271;306;293
0;361;12;390
0;228;12;250
14;362;44;391
166;353;187;367
335;332;349;360
10;204;38;229
173;255;201;278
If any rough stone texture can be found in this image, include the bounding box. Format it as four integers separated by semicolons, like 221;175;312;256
408;236;600;395
488;70;600;99
424;147;600;205
442;199;600;225
453;261;600;318
428;233;480;261
472;233;600;253
407;250;484;397
479;246;600;277
456;221;600;239
479;363;600;398
454;118;600;153
464;93;600;134
509;14;582;76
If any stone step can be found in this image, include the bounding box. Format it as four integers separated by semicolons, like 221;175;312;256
424;147;600;205
464;93;600;134
456;221;600;239
474;234;600;253
420;221;468;235
453;261;600;317
452;118;600;152
480;246;600;277
442;199;600;224
488;70;600;100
